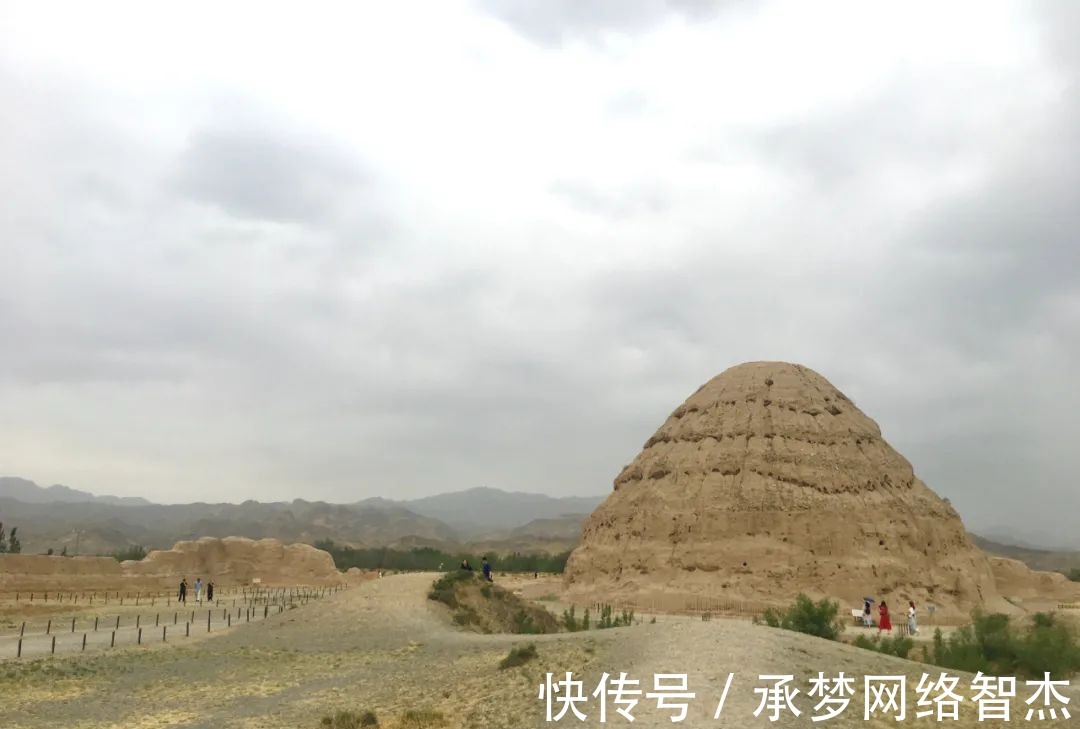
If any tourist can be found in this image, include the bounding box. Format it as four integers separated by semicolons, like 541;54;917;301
862;598;873;627
194;577;203;604
878;600;893;633
178;577;188;605
481;556;492;582
207;580;215;603
460;559;473;571
907;601;918;635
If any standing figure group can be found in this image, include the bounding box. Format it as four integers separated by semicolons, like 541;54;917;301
178;576;215;605
866;599;917;635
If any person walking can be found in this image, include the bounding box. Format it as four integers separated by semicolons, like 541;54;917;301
207;580;215;604
878;601;893;633
178;577;188;605
907;601;918;635
481;556;493;582
862;598;873;627
194;577;203;605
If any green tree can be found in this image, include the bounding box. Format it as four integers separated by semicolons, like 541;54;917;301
8;526;20;554
0;522;7;554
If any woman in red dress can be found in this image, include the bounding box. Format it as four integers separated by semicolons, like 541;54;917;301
878;601;893;633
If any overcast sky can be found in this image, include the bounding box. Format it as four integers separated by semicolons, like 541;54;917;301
1;1;1077;545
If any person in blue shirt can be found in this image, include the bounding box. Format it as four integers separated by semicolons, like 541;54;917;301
481;556;492;582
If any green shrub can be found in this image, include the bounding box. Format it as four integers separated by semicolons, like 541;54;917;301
759;595;842;640
428;571;476;608
1066;568;1080;582
761;608;782;628
499;643;538;669
110;544;148;562
929;612;1080;679
313;540;571;574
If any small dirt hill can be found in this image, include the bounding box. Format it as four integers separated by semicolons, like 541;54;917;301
565;361;1078;617
428;570;560;634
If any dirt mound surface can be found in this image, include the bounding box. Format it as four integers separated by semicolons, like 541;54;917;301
565;361;1078;617
126;536;339;585
428;570;560;634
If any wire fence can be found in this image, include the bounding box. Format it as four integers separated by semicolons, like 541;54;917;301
0;585;345;660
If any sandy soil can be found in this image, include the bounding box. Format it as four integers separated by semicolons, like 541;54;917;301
1;573;1075;729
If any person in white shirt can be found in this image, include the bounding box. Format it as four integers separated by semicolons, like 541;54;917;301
907;601;918;635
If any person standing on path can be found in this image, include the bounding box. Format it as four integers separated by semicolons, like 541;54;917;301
207;580;215;603
194;577;203;605
179;577;188;605
907;601;918;635
481;556;492;582
878;601;893;633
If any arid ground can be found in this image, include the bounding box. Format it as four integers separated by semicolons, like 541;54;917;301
1;574;1076;729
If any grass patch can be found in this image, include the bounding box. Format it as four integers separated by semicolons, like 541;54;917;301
320;710;378;728
561;604;636;632
399;708;445;728
499;643;538;669
853;633;915;658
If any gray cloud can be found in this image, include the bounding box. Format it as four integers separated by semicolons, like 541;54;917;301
477;0;747;46
1;3;1078;549
171;119;370;225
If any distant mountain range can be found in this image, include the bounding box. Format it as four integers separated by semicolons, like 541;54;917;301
0;477;151;506
970;533;1080;575
0;476;603;556
4;476;1075;578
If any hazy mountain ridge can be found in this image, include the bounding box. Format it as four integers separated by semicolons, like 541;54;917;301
970;533;1080;575
0;476;151;506
0;477;600;555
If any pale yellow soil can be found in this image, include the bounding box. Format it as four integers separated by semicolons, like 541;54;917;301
0;573;1074;729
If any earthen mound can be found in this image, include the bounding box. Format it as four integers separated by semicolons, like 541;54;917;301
0;537;341;591
127;537;339;585
564;361;1078;617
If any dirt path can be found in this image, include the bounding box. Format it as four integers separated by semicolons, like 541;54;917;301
1;574;1074;729
0;574;604;729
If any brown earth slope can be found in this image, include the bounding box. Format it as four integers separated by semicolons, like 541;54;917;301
565;361;1077;617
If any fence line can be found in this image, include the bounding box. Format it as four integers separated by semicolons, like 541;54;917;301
0;585;347;659
0;584;345;607
565;596;967;627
